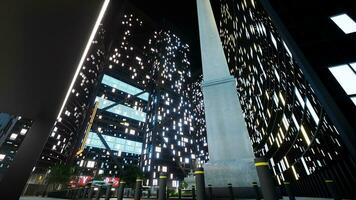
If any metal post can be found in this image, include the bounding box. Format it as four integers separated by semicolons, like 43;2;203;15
228;183;234;200
178;188;182;200
95;187;101;200
147;188;151;198
82;187;88;199
117;181;125;200
134;178;143;200
158;173;168;200
166;188;170;199
208;184;213;200
283;182;295;200
254;157;278;200
192;185;196;200
252;182;261;200
325;179;341;200
194;168;206;200
88;186;94;199
105;184;112;200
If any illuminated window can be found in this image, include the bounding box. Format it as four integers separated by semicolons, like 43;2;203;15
329;63;356;106
87;161;95;168
0;154;5;161
330;13;356;34
85;132;142;154
95;96;147;122
300;125;311;145
20;128;28;135
10;133;18;140
102;74;149;100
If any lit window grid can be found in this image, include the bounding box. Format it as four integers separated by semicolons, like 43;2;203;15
217;0;346;182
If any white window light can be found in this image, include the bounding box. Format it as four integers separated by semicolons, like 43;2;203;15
329;64;356;95
330;13;356;34
0;154;6;161
10;133;18;140
306;99;320;125
351;97;356;106
300;125;311;145
20;128;28;135
87;160;95;168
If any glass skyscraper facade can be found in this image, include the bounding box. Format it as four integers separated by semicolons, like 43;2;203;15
211;0;356;198
29;1;209;188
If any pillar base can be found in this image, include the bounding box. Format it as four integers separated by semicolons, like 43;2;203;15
204;158;258;187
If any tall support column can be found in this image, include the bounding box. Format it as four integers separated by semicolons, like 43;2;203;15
254;157;278;200
117;181;125;200
134;178;142;200
194;168;206;200
158;173;168;200
196;0;257;187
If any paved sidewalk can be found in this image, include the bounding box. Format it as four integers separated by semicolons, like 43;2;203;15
20;196;344;200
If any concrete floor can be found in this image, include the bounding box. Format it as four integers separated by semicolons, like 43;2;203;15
19;196;344;200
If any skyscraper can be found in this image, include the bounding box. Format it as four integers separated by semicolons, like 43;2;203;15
211;0;356;198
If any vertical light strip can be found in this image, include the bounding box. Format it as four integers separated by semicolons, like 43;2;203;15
56;0;110;119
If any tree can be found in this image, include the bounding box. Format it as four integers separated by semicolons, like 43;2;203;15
43;163;76;196
121;166;144;188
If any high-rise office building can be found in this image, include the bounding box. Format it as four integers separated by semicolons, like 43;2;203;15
141;30;205;187
37;1;209;187
211;0;356;198
75;10;151;179
0;113;32;180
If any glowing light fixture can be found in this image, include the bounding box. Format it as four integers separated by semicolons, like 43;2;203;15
56;0;110;119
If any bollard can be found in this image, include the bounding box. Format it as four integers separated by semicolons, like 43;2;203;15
156;189;159;199
252;182;261;200
325;180;341;200
254;157;279;200
81;187;87;199
166;188;169;199
134;178;143;200
95;187;101;200
178;188;182;200
88;186;94;199
192;185;196;200
117;181;126;200
105;183;112;200
194;168;206;200
283;182;295;200
158;173;168;200
228;183;234;200
208;184;213;200
147;188;151;198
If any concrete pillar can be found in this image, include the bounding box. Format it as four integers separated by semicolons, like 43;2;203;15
117;181;125;200
325;179;341;200
158;173;168;200
194;168;206;200
134;178;143;200
254;157;278;200
196;0;257;187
